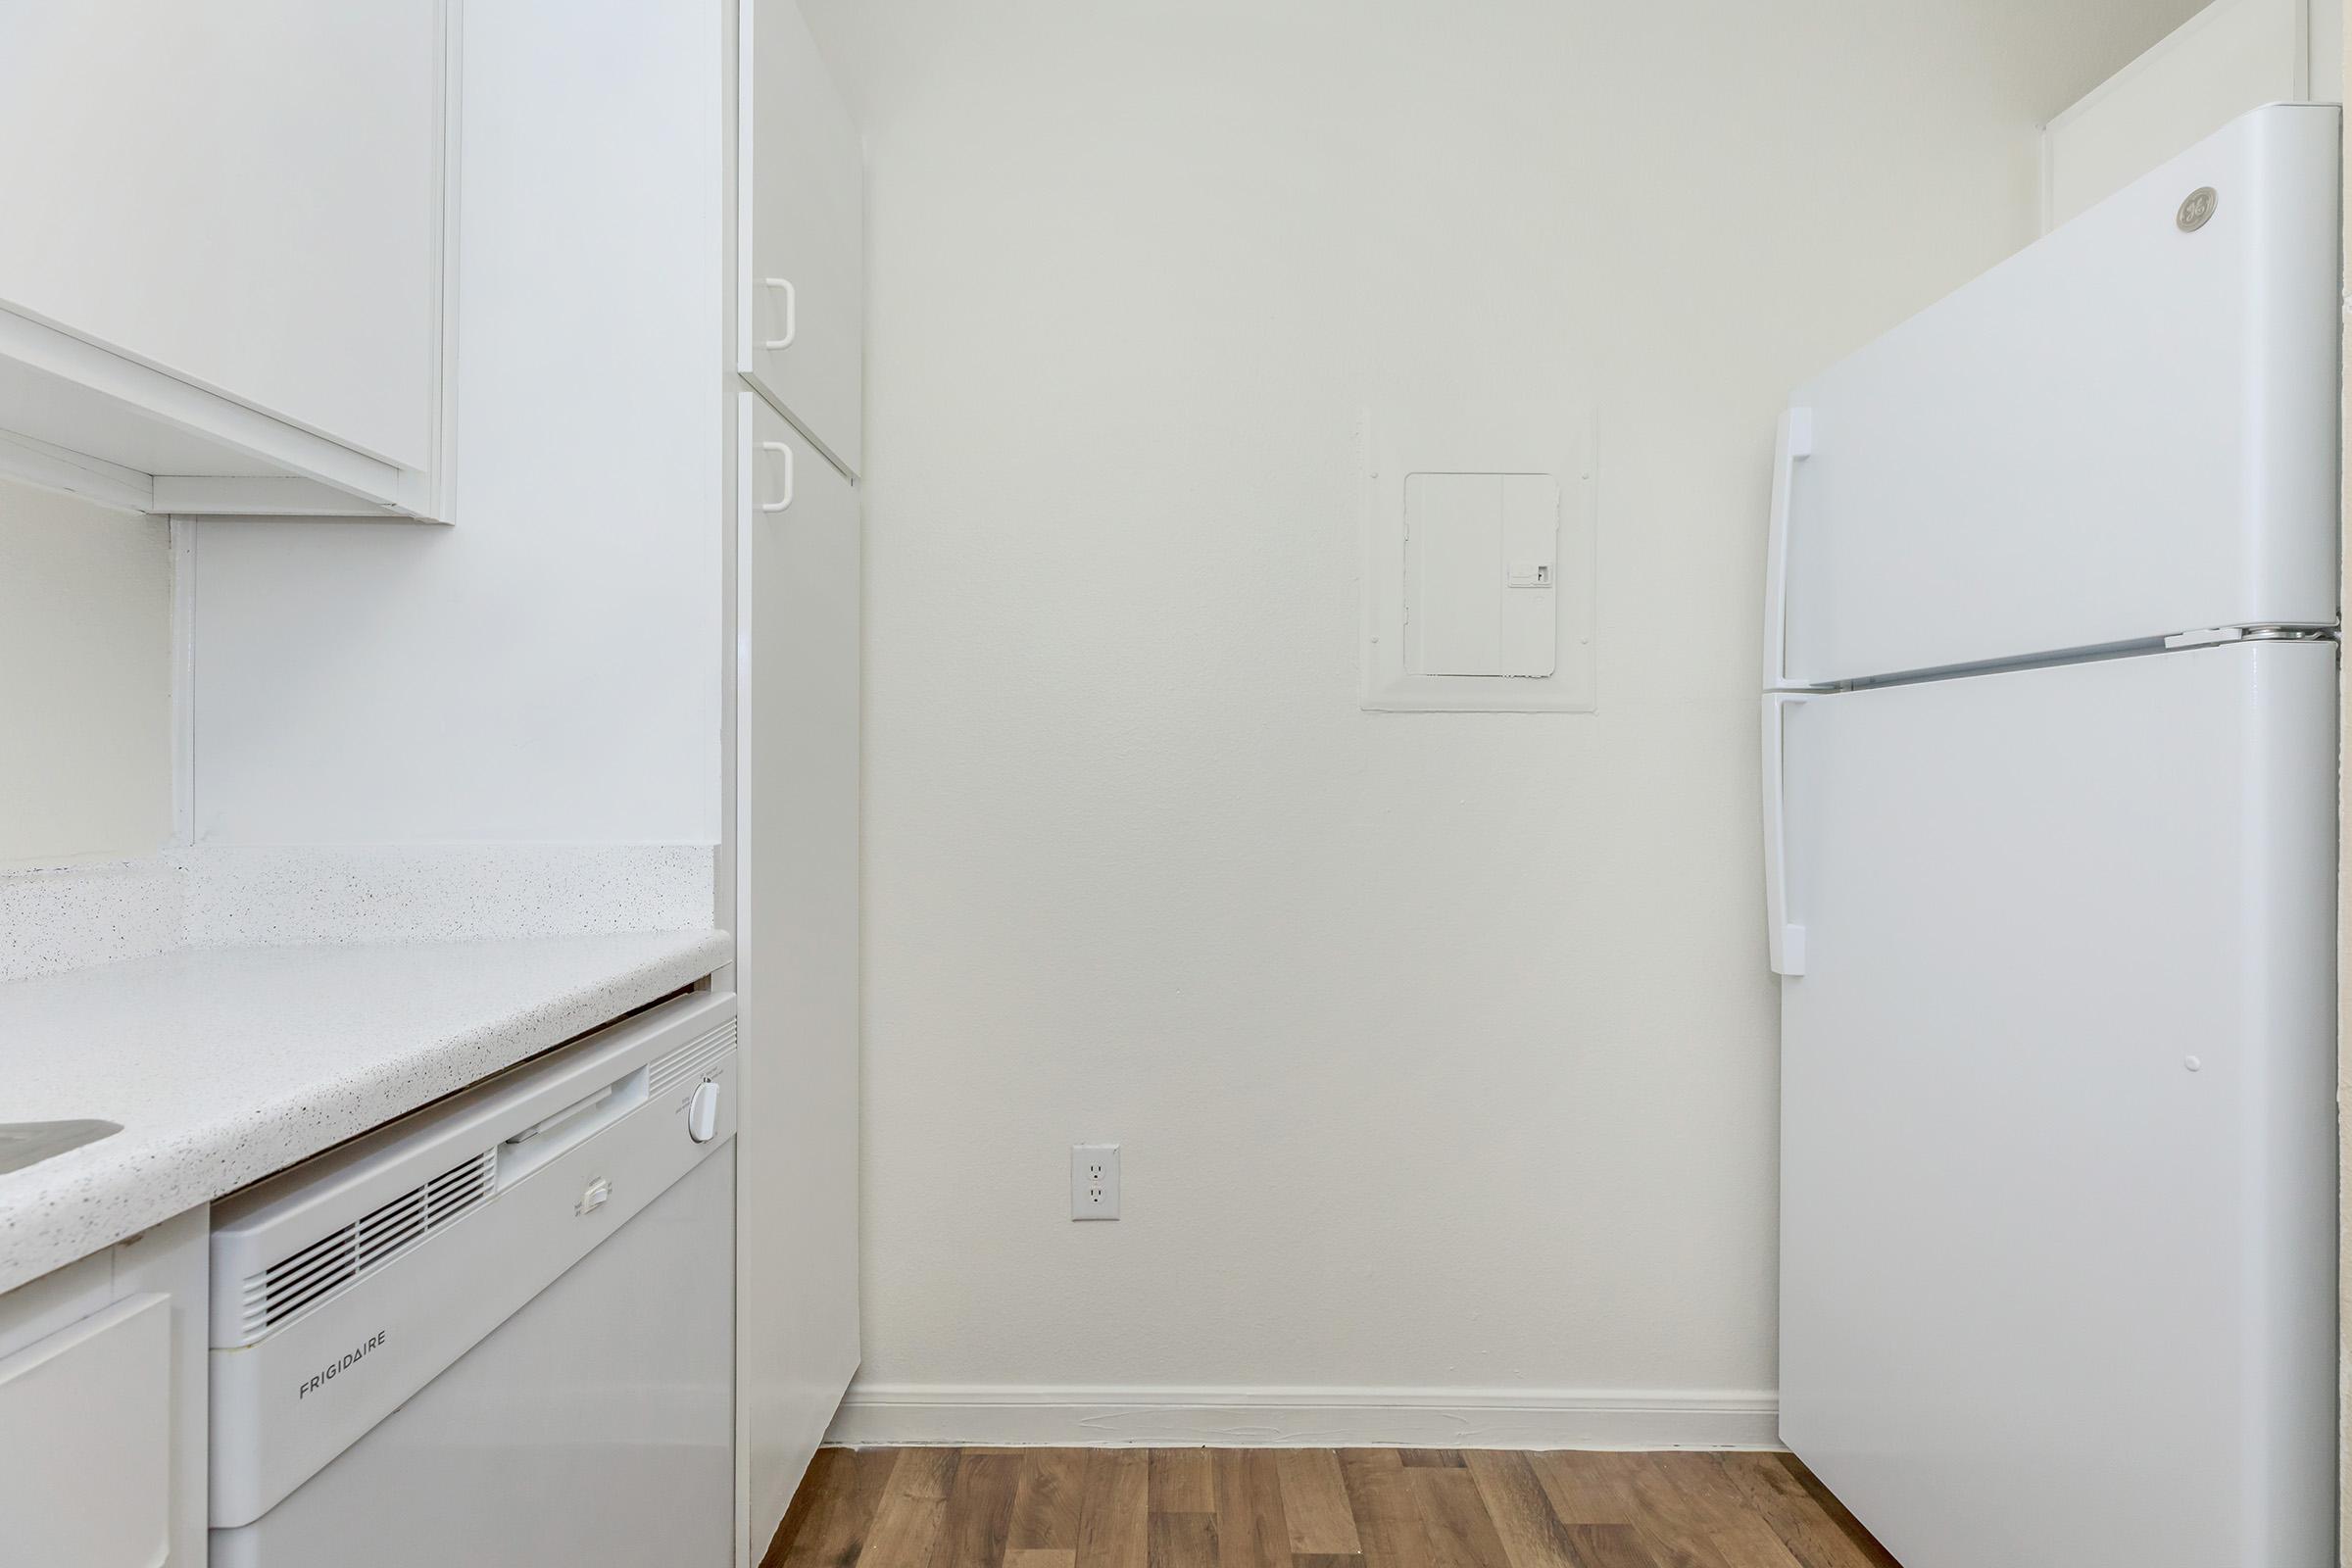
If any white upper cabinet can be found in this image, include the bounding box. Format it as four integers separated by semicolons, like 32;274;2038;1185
2041;0;2343;229
0;0;454;519
740;0;862;475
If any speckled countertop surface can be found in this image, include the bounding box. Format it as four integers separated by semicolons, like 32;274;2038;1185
0;928;732;1294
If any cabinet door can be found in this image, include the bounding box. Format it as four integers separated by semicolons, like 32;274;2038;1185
740;0;863;473
0;1295;172;1567
2041;0;2320;228
736;394;860;1550
0;0;444;470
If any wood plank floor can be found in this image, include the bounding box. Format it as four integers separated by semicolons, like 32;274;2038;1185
760;1447;1902;1568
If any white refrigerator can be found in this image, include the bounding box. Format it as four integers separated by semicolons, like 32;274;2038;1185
1764;104;2340;1567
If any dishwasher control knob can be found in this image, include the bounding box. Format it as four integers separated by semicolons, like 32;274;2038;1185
688;1080;721;1144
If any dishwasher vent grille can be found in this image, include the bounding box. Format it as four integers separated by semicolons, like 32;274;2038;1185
239;1147;498;1340
648;1018;737;1098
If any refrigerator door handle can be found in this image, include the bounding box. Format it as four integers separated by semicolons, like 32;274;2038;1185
1763;691;1809;976
1763;407;1813;691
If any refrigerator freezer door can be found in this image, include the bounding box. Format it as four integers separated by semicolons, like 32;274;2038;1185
1776;104;2338;686
1776;641;2336;1568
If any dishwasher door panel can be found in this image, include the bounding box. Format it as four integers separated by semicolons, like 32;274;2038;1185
211;1147;735;1568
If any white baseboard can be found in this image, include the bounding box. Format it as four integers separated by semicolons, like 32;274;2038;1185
826;1383;1782;1451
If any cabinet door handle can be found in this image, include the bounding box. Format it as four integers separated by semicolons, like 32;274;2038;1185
760;441;795;513
761;277;798;351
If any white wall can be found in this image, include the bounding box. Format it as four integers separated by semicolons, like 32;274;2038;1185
0;478;171;870
189;0;723;848
805;0;2207;1438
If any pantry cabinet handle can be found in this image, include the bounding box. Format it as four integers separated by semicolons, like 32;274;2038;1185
760;441;794;513
762;277;798;351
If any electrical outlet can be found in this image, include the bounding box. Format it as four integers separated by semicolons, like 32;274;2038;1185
1071;1144;1120;1220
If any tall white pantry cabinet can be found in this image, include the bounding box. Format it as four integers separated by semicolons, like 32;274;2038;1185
733;0;865;1559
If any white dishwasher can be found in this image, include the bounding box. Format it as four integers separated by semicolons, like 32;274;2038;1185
207;990;738;1566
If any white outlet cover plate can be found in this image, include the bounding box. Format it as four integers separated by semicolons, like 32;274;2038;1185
1071;1143;1120;1220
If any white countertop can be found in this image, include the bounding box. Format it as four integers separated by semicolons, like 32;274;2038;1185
0;928;733;1295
